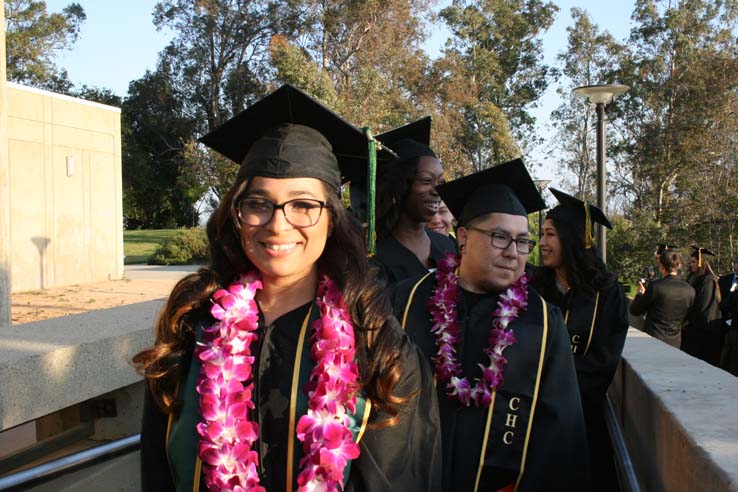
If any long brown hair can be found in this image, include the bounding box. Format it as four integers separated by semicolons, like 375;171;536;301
133;177;407;424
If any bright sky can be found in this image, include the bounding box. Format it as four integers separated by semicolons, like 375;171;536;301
44;0;635;188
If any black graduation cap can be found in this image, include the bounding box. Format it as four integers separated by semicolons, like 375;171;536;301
548;188;612;229
690;245;715;267
436;158;545;226
349;116;436;223
376;116;436;161
198;83;397;189
545;188;611;249
655;243;678;255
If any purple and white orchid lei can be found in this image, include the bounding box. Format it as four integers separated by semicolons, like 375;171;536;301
427;253;529;407
195;273;360;492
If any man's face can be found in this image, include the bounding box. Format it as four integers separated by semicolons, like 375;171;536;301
457;212;530;293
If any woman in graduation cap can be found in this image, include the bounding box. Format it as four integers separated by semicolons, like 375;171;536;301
373;117;457;285
133;85;441;492
683;246;723;366
532;188;628;492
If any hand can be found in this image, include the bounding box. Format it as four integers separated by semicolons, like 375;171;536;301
637;280;646;295
731;282;737;293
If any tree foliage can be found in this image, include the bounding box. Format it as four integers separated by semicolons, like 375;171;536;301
4;0;85;91
549;8;623;199
553;1;738;278
434;0;558;175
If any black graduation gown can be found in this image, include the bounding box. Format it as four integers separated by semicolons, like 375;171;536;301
684;274;723;366
140;302;442;492
374;229;457;286
629;276;695;348
535;277;628;492
394;273;591;492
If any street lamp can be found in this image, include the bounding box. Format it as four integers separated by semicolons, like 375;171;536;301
533;179;551;266
573;83;629;264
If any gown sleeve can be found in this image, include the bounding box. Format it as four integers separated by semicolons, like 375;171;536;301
575;285;629;397
629;281;655;317
140;383;175;492
346;319;443;492
517;305;592;492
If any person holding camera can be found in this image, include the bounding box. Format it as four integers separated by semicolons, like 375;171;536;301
630;250;695;348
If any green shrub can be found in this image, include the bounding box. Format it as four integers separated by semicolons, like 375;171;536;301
149;228;208;265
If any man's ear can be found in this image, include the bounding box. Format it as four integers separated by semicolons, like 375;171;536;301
457;227;468;254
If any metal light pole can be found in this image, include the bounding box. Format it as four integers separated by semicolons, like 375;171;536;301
573;84;629;264
533;179;551;266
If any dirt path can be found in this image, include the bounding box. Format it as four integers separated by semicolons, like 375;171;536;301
11;277;180;325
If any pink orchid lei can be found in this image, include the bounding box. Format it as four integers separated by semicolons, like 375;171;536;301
195;273;360;492
427;253;529;407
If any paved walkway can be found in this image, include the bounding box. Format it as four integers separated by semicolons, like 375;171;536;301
10;265;199;325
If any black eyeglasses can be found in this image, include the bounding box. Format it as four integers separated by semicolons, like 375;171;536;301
465;227;536;254
237;198;328;228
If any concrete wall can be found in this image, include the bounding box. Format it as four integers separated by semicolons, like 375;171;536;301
5;82;123;292
0;300;160;432
610;328;738;492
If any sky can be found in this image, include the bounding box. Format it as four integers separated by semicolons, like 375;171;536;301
44;0;636;188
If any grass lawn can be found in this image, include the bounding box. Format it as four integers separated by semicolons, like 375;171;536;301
123;229;180;264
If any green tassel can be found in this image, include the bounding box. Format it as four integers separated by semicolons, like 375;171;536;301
363;127;377;256
584;202;593;249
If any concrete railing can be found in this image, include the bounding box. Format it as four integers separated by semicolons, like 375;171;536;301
609;328;738;492
0;300;161;432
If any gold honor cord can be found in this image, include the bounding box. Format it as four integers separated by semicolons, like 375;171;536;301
193;458;202;492
165;383;177;472
582;291;600;356
473;391;497;492
364;127;378;257
356;400;373;443
286;306;313;492
401;273;433;331
513;296;549;491
583;202;593;249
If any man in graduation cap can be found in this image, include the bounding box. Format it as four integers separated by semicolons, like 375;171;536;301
684;246;723;365
372;116;457;285
136;84;442;492
630;247;694;348
393;159;590;492
532;188;628;492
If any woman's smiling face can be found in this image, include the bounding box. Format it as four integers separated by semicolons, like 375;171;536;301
238;176;331;284
402;156;444;223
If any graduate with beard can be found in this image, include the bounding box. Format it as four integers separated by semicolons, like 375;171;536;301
393;160;590;492
373;117;457;285
532;188;628;492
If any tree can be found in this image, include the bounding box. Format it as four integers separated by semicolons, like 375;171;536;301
149;0;300;201
122;66;201;228
612;0;738;270
280;0;433;130
434;0;558;174
4;0;85;91
549;8;624;200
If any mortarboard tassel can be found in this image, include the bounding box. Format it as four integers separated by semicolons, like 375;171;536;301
364;127;378;257
583;202;593;249
698;249;703;268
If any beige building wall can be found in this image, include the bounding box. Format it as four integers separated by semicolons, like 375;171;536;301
6;82;123;292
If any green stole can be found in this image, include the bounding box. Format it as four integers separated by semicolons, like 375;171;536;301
165;302;371;492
